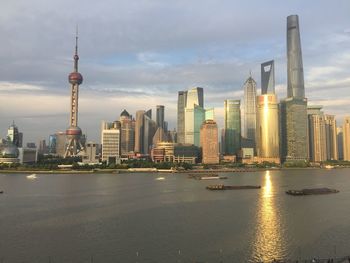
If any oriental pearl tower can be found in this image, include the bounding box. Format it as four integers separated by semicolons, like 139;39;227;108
64;31;84;158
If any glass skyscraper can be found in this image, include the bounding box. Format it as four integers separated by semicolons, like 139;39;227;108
156;105;165;129
261;60;275;94
184;87;205;147
224;100;241;155
280;15;308;162
177;91;187;144
243;76;256;142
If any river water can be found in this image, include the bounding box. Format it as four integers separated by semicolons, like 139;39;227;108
0;169;350;262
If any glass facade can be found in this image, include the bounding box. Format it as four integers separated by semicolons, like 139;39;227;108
224;100;241;155
177;91;187;144
280;98;308;161
261;60;275;95
256;95;280;159
156;105;164;129
287;15;305;99
243;77;256;142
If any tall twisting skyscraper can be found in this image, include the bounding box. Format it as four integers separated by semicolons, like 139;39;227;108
243;75;257;141
287;15;305;99
280;15;308;162
64;31;84;157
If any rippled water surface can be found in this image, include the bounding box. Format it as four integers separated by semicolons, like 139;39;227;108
1;169;350;262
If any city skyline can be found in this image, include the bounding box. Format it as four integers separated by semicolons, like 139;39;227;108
0;1;349;143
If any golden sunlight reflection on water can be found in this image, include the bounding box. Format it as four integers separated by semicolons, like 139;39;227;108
252;171;286;262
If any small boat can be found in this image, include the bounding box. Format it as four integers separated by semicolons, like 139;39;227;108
206;184;261;190
286;188;339;196
200;176;227;180
324;165;334;169
26;174;37;179
155;177;165;181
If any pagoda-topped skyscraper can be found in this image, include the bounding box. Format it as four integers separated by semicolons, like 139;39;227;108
64;31;85;157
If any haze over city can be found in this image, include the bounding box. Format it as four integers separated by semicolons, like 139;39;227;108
0;0;349;143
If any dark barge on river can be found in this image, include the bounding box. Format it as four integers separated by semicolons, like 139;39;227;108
206;185;261;190
286;188;339;196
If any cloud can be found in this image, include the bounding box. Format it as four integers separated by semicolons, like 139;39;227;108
0;0;349;142
0;82;45;92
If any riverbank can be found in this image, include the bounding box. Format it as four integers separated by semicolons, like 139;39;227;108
0;166;348;174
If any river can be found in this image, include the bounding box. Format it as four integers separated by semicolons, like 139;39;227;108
0;169;349;262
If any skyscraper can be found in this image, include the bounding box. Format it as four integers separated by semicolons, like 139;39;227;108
134;110;145;154
119;109;135;156
7;122;21;147
342;117;350;161
337;127;344;160
256;95;280;163
186;87;203;108
243;76;257;141
307;106;326;162
101;121;121;164
177;91;187;144
200;120;219;164
287;15;305;99
184;87;205;147
324;115;338;160
280;15;308;162
185;105;205;146
261;60;275;94
224;100;241;155
64;31;84;157
156;105;165;129
134;110;156;154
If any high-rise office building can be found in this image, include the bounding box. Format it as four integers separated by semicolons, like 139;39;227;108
177;91;187;144
185;105;205;147
324;115;338;160
243;76;257;141
55;132;67;157
261;60;275;94
101;121;121;164
256;94;280;163
134;110;156;154
38;140;47;154
156;105;165;129
224;100;241;155
186;87;203;108
307;106;326;162
134;110;145;153
343;117;350;161
119;109;135;156
64;31;85;157
200;120;219;164
48;134;57;154
280;15;308;162
287;15;305;99
184;87;205;147
337;127;344;160
7;122;21;147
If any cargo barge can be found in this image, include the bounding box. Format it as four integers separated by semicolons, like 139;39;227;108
206;185;261;190
286;188;339;196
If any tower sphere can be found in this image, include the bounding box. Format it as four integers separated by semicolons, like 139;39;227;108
66;125;82;139
68;72;83;85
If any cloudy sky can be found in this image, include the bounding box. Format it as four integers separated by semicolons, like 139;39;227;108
0;0;349;144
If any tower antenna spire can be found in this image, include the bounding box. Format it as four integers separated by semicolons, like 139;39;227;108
74;25;79;72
